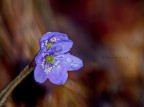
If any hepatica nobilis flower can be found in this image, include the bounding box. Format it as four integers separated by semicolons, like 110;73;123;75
34;32;83;85
40;32;70;51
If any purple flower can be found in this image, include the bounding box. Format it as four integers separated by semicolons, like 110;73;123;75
34;32;83;85
39;32;69;51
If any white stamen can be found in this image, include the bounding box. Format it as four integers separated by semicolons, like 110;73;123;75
52;60;60;69
42;53;46;57
45;67;52;74
45;40;48;45
50;37;57;43
42;57;60;74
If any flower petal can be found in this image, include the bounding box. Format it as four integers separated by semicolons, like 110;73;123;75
50;32;68;42
47;65;68;85
40;32;52;42
35;49;45;65
40;32;68;44
56;54;83;71
34;65;48;83
48;40;73;54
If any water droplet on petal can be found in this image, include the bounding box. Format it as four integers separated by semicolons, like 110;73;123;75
66;57;72;63
55;46;62;51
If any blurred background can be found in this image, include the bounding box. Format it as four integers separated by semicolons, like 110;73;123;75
0;0;144;107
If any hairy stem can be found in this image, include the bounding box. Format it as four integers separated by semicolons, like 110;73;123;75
0;60;35;107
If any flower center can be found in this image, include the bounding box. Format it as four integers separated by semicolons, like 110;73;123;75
46;42;52;49
46;55;55;64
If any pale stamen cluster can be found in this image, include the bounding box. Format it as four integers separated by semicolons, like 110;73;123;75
41;54;60;74
40;37;62;74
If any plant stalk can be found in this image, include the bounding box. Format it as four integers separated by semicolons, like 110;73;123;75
0;60;35;107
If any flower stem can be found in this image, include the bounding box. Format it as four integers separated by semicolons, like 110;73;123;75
0;60;35;107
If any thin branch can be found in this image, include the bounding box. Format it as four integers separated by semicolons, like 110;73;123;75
0;60;35;107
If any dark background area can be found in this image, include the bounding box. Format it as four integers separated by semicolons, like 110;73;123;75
0;0;144;107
